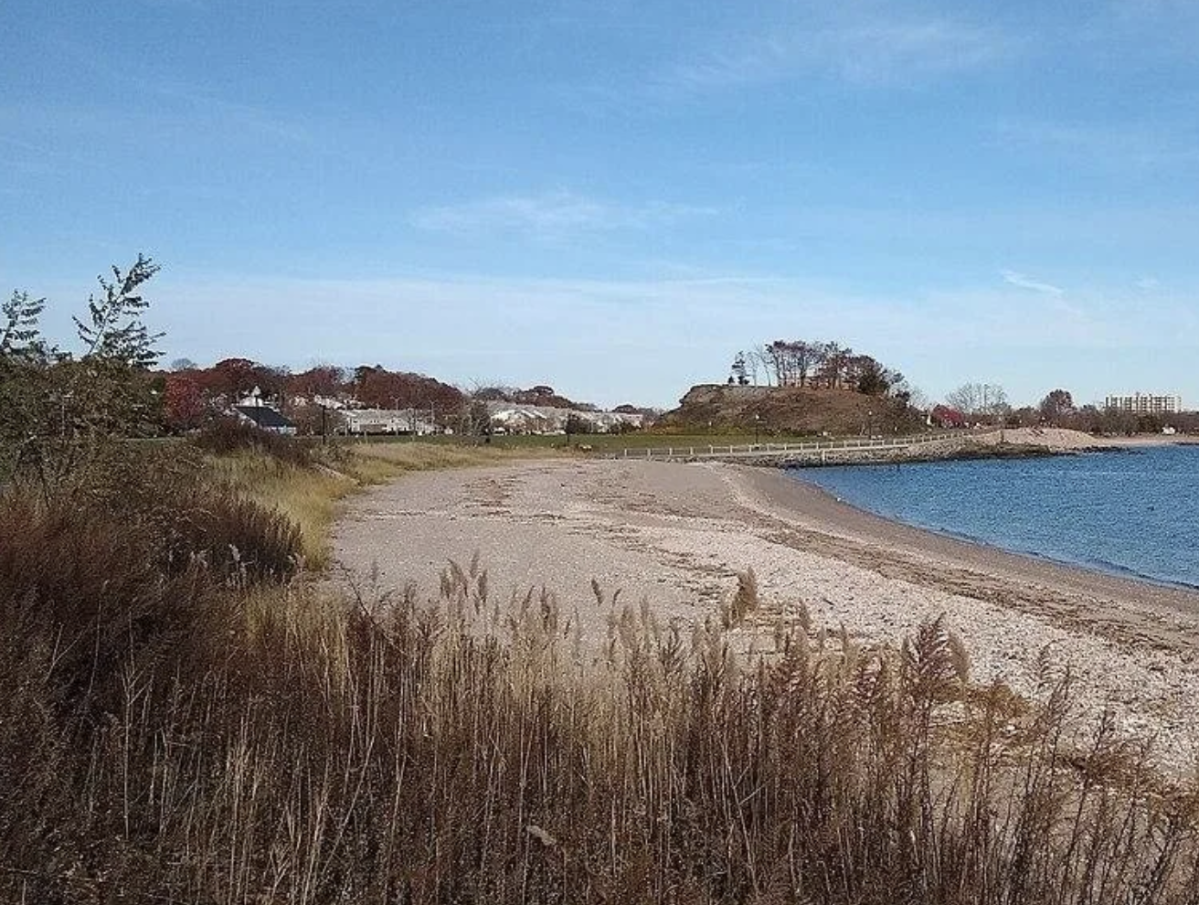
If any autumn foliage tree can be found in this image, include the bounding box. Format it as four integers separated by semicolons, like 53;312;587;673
353;366;464;413
194;357;289;403
163;372;207;431
288;365;346;400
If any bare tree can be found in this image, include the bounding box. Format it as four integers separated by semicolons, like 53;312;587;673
945;383;983;416
787;340;815;386
766;340;791;386
946;382;1008;420
818;342;853;389
746;347;768;386
744;348;760;385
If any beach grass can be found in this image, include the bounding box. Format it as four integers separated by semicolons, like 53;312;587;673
4;506;1198;903
5;433;1199;903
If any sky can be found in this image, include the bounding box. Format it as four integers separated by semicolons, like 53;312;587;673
4;0;1199;409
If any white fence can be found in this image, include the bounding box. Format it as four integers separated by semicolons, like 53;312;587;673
616;433;952;461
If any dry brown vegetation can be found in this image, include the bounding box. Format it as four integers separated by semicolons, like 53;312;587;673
659;384;922;436
202;426;565;568
4;437;1199;903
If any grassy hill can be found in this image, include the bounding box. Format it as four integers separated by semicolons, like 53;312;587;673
657;383;922;436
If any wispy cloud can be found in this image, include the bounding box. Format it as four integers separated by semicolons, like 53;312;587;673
653;16;1014;98
149;266;1199;409
1002;269;1065;296
994;119;1199;170
817;19;1013;84
412;191;716;240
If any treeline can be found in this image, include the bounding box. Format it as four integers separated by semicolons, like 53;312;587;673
731;340;909;399
163;361;466;432
940;386;1197;434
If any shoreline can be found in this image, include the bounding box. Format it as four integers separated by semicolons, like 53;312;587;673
732;464;1199;636
778;461;1199;594
334;457;1199;772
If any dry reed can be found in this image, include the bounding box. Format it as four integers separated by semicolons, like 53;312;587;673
3;445;1198;904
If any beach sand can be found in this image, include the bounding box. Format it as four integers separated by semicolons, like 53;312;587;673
333;457;1199;773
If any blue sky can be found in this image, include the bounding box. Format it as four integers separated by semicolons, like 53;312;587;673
4;0;1199;408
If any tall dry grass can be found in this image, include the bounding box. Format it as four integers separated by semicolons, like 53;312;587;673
3;434;1198;903
4;486;1199;905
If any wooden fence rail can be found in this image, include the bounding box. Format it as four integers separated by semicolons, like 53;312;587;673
616;432;954;461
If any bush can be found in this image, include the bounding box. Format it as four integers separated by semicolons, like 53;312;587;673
193;416;314;467
0;450;301;712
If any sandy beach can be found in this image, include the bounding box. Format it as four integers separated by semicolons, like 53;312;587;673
334;455;1199;773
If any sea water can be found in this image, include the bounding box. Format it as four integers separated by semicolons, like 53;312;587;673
788;445;1199;589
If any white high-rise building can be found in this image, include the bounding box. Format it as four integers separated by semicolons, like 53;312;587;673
1104;392;1183;415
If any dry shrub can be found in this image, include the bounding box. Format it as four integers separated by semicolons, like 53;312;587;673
193;416;316;467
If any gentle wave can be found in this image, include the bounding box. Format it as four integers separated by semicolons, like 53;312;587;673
788;445;1199;590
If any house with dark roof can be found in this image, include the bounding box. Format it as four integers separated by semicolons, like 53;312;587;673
234;403;296;435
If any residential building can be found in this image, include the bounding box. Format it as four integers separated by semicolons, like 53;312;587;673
1104;393;1183;415
234;404;296;435
233;388;297;435
341;408;437;435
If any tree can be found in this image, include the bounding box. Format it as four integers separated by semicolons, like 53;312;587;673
1;291;48;361
744;349;761;385
289;365;347;400
765;341;792;386
0;292;54;477
74;255;162;367
945;383;1008;421
163;372;207;432
1;255;164;481
818;342;853;389
564;413;593;435
790;341;819;387
854;356;891;396
1038;389;1074;424
466;399;492;436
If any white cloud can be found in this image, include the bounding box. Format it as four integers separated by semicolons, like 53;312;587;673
1001;269;1065;296
412;191;716;239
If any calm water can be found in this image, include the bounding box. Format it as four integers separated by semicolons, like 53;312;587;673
788;446;1199;589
